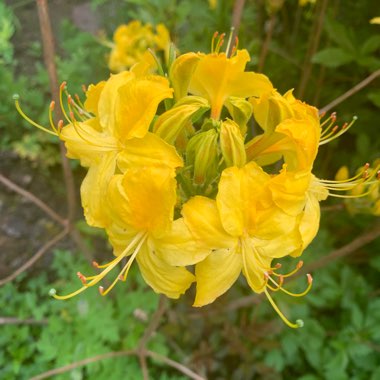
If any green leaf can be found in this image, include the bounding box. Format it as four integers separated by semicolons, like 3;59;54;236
324;17;355;53
312;48;354;68
361;35;380;56
368;91;380;108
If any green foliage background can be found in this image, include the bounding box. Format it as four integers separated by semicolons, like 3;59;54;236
0;0;379;379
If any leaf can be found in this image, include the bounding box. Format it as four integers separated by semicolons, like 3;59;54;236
360;35;380;56
312;48;354;68
324;17;355;53
368;91;380;108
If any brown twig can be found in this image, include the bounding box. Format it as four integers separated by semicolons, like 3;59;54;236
145;350;206;380
0;173;66;226
0;228;69;286
137;295;167;380
302;222;380;274
29;349;206;380
258;14;276;72
35;0;77;225
297;0;329;99
319;69;380;114
0;317;48;325
227;0;246;57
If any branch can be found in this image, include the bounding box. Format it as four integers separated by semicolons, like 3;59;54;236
0;228;69;286
29;349;207;380
0;317;48;325
35;0;77;225
302;222;380;274
319;69;380;114
0;173;66;226
145;350;206;380
29;350;137;380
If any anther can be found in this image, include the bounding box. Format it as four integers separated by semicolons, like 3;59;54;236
92;261;99;268
297;261;304;269
81;84;87;93
49;101;55;111
332;125;339;133
98;286;104;295
342;122;348;129
67;95;73;105
74;94;81;102
296;319;304;328
60;81;67;91
77;272;87;285
275;263;282;269
307;273;313;284
58;120;64;130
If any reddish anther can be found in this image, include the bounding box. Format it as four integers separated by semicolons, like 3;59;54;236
307;274;313;284
332;126;339;133
81;84;87;93
58;120;64;130
98;286;104;295
77;272;87;284
49;101;55;110
342;122;348;129
297;261;304;269
92;261;99;268
60;81;67;91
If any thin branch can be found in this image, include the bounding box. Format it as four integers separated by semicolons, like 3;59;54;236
0;173;66;226
302;222;380;274
35;0;77;225
145;350;206;380
30;349;206;380
258;14;276;72
29;350;137;380
297;0;329;98
0;317;48;325
138;295;167;350
0;228;69;286
319;69;380;114
231;0;246;31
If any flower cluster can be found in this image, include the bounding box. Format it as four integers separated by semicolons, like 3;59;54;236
14;33;379;327
108;21;170;72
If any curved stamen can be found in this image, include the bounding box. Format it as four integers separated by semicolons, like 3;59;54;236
264;288;304;329
50;232;146;300
59;82;72;124
271;261;303;278
13;95;57;136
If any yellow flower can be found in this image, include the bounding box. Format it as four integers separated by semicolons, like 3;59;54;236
108;21;171;72
174;49;273;120
53;166;210;300
59;72;179;227
182;162;308;327
370;17;380;24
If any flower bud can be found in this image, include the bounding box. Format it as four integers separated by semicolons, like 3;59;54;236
220;119;246;168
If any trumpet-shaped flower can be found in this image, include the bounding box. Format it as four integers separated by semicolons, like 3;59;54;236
182;162;308;327
52;166;210;300
59;72;179;227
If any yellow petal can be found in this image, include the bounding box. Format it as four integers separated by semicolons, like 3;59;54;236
269;167;311;215
106;166;177;235
98;71;135;133
84;81;106;116
217;162;270;236
80;151;117;228
106;223;140;257
60;119;118;167
370;17;380;24
224;96;253;135
182;196;236;249
189;50;273;119
241;238;271;293
137;241;195;299
153;218;211;266
193;247;242;306
117;132;183;171
169;52;200;100
115;75;173;141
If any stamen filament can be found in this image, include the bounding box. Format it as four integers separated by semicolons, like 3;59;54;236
13;95;57;136
264;288;303;329
51;232;146;300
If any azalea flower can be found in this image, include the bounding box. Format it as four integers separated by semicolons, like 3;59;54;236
182;161;310;328
59;72;179;227
108;21;171;72
52;166;210;300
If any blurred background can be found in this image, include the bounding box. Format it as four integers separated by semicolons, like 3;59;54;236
1;0;380;379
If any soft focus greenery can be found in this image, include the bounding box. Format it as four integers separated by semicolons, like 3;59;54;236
1;0;379;378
